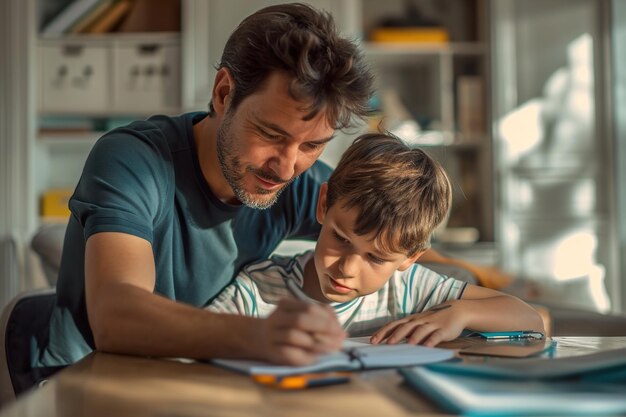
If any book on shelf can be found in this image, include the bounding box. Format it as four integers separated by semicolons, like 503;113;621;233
213;339;454;377
457;75;485;141
38;117;94;135
88;0;134;34
369;27;449;43
69;0;117;34
41;0;102;35
41;189;73;218
117;0;181;32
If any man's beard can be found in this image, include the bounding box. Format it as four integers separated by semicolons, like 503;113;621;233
216;113;295;209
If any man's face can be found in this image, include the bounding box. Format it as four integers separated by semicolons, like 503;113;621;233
311;191;422;303
216;72;335;209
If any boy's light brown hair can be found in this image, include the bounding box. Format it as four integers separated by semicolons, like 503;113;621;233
326;133;452;256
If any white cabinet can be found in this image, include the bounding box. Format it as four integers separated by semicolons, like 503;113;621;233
113;36;181;112
39;40;111;113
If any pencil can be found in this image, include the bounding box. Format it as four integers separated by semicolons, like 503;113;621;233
284;276;321;305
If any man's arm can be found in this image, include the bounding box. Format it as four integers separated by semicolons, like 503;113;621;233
85;232;344;365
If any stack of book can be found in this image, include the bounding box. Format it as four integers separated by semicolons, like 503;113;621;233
401;347;626;416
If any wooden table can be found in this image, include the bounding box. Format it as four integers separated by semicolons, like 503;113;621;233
1;337;625;417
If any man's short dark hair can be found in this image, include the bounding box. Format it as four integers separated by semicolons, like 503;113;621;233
208;3;374;129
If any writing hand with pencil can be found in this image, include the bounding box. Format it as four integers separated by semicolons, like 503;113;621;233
258;294;345;367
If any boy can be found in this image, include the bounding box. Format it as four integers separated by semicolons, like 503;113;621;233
208;134;544;346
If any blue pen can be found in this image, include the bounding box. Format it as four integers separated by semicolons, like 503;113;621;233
468;330;545;340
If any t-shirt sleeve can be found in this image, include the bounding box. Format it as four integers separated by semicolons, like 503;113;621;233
395;264;468;315
69;128;172;243
205;275;260;317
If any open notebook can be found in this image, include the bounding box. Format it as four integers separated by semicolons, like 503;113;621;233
213;338;454;376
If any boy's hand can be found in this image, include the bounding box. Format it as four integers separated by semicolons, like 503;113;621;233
258;298;345;366
369;302;465;347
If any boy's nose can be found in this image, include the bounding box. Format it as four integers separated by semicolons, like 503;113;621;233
338;253;359;278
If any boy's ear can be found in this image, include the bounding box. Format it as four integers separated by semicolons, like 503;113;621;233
397;251;425;271
212;67;234;115
316;182;329;224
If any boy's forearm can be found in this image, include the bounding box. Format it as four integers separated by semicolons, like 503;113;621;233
455;296;545;334
90;282;263;360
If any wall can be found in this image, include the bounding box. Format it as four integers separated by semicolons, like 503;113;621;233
0;0;39;306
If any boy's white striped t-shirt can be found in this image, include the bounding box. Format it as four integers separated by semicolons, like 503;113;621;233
207;250;468;337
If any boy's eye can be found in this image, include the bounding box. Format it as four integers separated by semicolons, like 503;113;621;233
368;254;385;265
332;230;349;244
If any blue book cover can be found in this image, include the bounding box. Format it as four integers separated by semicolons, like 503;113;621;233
426;346;626;379
401;366;626;416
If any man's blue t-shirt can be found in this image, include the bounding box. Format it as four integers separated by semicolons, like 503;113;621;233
38;112;331;367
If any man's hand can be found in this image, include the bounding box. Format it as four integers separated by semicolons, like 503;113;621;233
257;298;346;366
369;302;465;347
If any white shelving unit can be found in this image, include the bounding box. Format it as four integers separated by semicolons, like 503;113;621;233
28;0;494;239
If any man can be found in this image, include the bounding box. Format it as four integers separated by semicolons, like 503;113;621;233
38;3;371;370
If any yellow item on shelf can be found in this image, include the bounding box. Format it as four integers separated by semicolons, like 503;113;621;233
41;189;73;218
370;27;449;43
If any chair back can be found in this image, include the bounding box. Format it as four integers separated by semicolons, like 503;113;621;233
0;236;19;312
0;288;56;406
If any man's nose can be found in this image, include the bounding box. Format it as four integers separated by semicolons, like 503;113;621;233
268;144;298;180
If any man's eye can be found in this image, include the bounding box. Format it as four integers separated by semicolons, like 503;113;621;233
303;142;324;151
332;230;349;244
260;130;281;140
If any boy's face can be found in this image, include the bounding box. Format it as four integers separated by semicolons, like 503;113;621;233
213;69;335;208
309;183;423;303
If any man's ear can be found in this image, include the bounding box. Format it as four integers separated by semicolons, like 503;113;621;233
316;182;329;224
397;250;425;271
211;67;234;115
